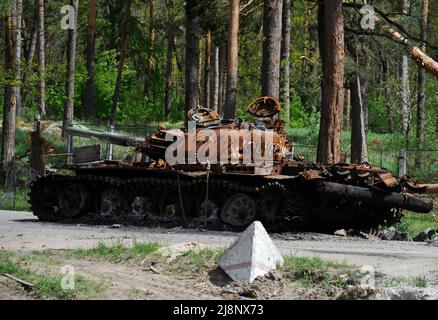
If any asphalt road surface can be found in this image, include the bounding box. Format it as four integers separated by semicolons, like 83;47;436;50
1;210;438;281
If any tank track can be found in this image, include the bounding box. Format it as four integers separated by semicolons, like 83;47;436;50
29;173;401;231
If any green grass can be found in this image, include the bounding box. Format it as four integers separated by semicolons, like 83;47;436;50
0;188;30;211
382;275;428;288
72;241;160;261
167;248;224;278
280;256;355;288
394;211;438;238
0;250;105;299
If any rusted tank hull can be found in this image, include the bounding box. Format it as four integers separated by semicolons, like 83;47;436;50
30;97;434;231
29;162;433;231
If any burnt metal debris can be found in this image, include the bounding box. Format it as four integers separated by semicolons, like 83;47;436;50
29;97;434;231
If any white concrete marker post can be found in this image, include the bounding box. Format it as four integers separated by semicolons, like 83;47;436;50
218;221;284;282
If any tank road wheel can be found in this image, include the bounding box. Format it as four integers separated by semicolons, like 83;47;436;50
30;177;60;222
259;192;283;226
58;183;89;218
130;188;158;216
221;193;257;228
99;188;128;216
159;190;192;222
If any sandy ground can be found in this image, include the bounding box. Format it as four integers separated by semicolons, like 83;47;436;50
1;210;438;283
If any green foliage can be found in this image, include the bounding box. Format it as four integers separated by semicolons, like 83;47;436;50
394;212;438;238
0;250;104;299
0;0;12;17
383;275;428;288
168;247;224;278
73;241;160;261
288;96;308;128
280;256;355;288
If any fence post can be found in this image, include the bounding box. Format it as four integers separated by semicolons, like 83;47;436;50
66;121;74;164
107;124;114;160
30;113;45;178
397;149;407;177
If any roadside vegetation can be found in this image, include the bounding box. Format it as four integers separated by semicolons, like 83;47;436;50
382;275;428;288
72;241;160;261
280;256;355;289
1;241;435;300
0;250;105;299
395;211;438;238
166;248;225;280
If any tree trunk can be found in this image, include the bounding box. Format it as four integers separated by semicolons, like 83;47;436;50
22;5;38;108
12;0;23;117
301;3;309;81
400;0;410;136
224;0;239;120
316;0;345;164
85;0;97;119
36;0;46;118
350;75;368;164
203;30;211;107
381;54;393;133
300;4;310;110
412;47;438;77
400;54;410;135
344;88;351;130
62;0;79;137
164;0;175;118
30;121;45;177
280;0;291;126
210;45;219;112
184;0;200;123
164;29;175;118
416;0;428;168
261;0;283;99
218;44;227;116
149;0;155;43
1;13;16;185
361;77;369;136
109;0;132;128
417;0;429;148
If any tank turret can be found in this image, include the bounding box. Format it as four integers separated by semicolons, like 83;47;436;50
29;97;434;231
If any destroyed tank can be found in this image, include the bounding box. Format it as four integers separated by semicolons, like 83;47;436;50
29;97;434;231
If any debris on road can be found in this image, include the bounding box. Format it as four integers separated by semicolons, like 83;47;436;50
413;228;438;242
413;232;429;242
219;221;283;282
149;262;165;274
378;227;409;241
337;285;380;300
110;224;123;229
3;274;34;290
334;229;347;237
221;271;286;299
156;242;207;263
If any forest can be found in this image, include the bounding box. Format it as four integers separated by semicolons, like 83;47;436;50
1;0;438;188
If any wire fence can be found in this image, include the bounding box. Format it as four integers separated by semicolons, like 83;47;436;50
406;149;438;183
291;144;438;183
0;158;35;211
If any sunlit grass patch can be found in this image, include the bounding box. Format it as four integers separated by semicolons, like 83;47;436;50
0;250;104;299
280;256;355;288
394;212;438;238
72;241;160;261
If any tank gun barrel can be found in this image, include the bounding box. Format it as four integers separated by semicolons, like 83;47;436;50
418;184;438;194
317;182;433;214
66;126;145;148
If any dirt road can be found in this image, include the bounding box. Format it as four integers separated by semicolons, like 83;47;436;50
1;210;438;281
